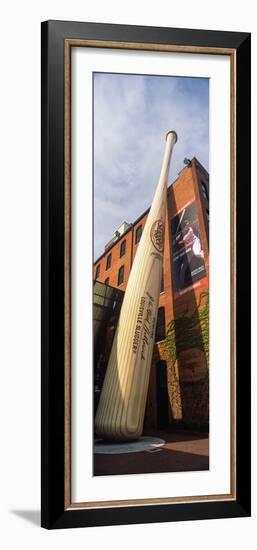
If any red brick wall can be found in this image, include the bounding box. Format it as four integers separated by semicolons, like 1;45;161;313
165;160;209;426
94;229;133;291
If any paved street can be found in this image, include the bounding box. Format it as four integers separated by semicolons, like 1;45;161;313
94;429;209;476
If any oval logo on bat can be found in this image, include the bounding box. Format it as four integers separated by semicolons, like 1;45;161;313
150;220;165;253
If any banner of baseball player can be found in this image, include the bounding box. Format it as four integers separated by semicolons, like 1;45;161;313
171;201;206;296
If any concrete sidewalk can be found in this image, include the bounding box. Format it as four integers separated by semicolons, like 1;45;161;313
94;429;209;476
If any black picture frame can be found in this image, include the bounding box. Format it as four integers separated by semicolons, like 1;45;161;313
41;20;251;529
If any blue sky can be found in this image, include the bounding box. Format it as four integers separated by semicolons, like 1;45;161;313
94;72;209;260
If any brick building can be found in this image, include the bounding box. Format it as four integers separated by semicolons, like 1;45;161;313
93;157;209;430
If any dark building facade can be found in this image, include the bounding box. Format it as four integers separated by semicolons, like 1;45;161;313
93;158;209;430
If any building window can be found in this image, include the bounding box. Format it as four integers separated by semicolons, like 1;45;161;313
135;225;142;244
201;181;209;201
120;240;126;257
160;268;164;293
95;264;100;279
155;307;166;342
105;277;109;286
118;265;124;286
106;253;112;270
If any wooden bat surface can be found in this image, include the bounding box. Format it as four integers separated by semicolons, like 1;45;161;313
95;131;177;441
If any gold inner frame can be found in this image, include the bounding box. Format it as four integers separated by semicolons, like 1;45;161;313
64;39;237;510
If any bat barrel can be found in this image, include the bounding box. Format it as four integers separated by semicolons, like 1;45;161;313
95;131;177;441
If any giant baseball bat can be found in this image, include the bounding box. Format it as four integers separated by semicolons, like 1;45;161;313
95;131;178;441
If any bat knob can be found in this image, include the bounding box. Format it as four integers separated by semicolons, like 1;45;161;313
166;130;178;143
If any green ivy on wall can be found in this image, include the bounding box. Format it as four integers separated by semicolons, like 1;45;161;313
160;290;209;368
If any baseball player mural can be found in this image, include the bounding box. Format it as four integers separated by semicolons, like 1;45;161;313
171;201;206;293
